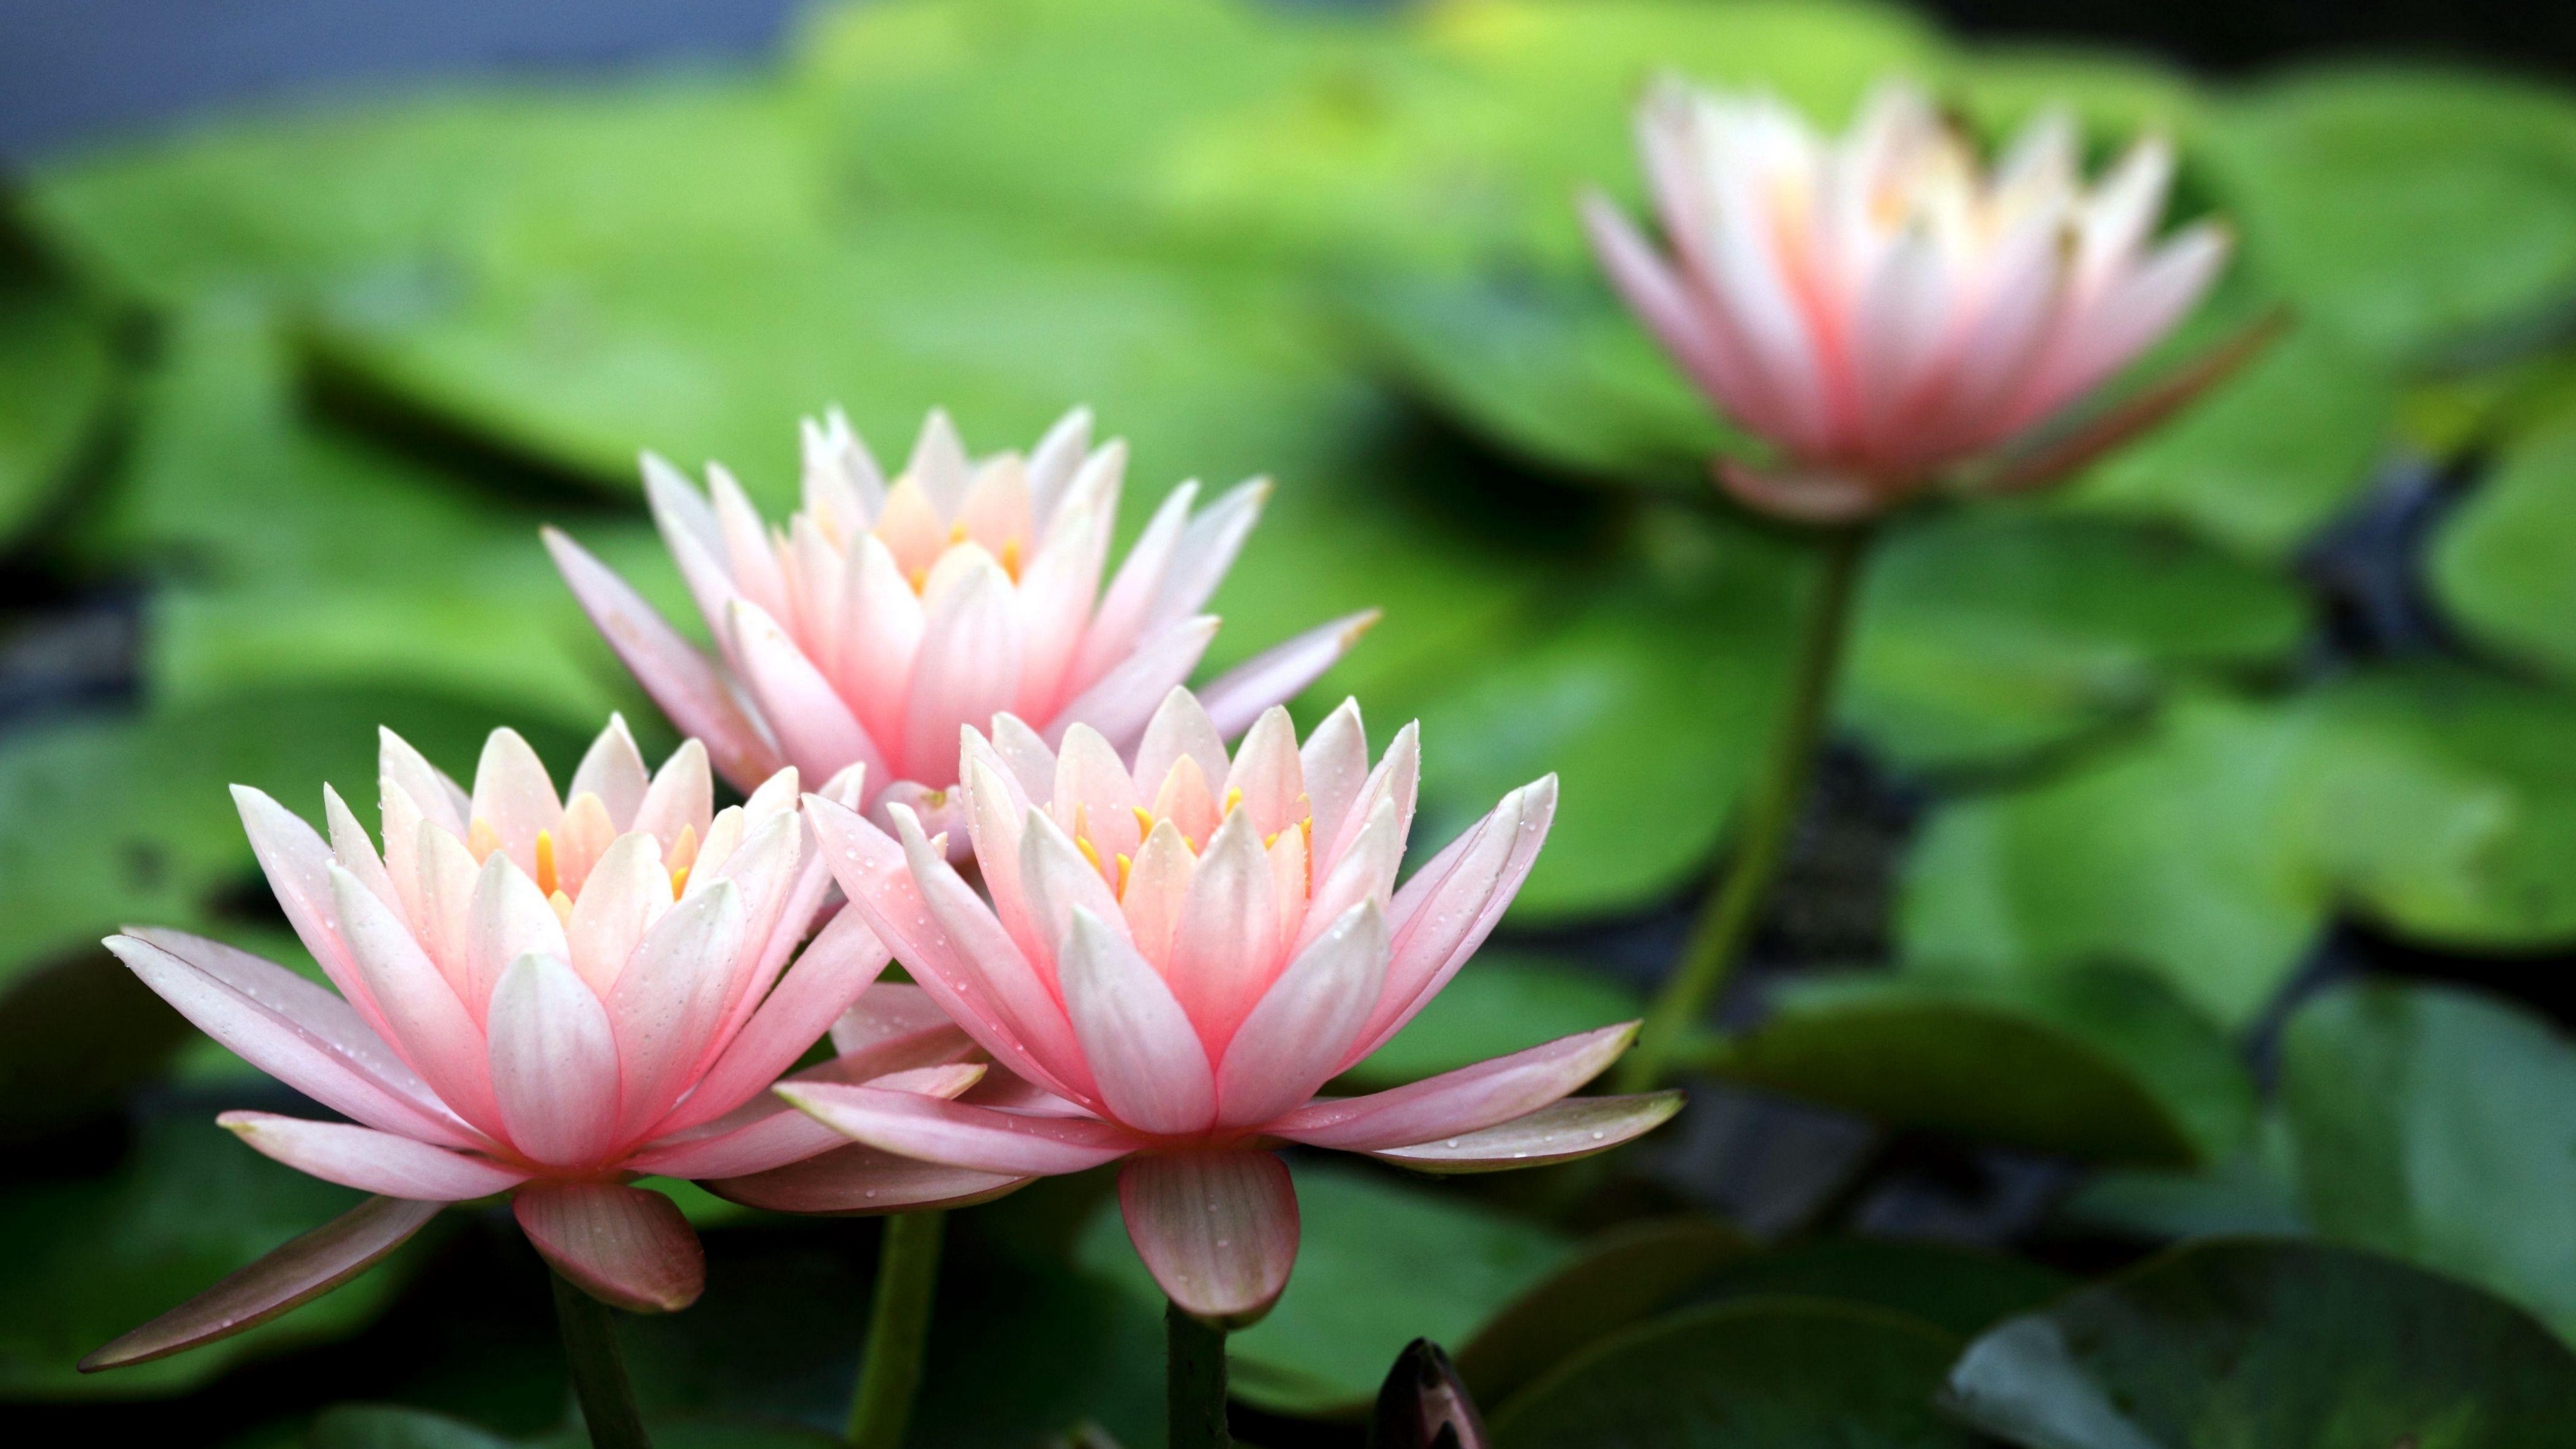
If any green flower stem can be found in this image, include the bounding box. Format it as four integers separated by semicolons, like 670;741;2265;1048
1619;522;1874;1092
550;1270;653;1449
846;1210;948;1449
1167;1303;1232;1449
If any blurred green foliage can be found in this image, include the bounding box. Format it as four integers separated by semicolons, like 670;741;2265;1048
3;0;2576;1441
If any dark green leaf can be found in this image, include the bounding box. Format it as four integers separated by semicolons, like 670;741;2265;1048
1690;1237;2072;1340
1454;1216;1750;1407
1491;1298;1978;1448
0;1110;436;1398
1077;1161;1576;1417
0;257;117;547
2281;981;2576;1346
1711;964;2256;1167
1943;1238;2576;1448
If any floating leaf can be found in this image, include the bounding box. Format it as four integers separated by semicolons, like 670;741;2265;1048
1077;1161;1575;1417
1454;1216;1749;1407
2200;67;2576;362
2281;982;2576;1346
1491;1298;1978;1448
0;250;117;548
1943;1238;2576;1448
1690;1238;2070;1341
2429;405;2576;681
1709;964;2256;1167
1845;511;2307;772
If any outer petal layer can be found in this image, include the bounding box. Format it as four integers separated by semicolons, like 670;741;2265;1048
777;1082;1138;1175
1365;1093;1683;1173
511;1181;706;1313
1118;1150;1299;1328
218;1112;527;1200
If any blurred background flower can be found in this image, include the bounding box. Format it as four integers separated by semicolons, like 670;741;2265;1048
4;1;2576;1446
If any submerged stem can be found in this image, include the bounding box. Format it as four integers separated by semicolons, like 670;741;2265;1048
1619;523;1872;1091
551;1270;653;1449
1167;1302;1232;1449
846;1210;948;1449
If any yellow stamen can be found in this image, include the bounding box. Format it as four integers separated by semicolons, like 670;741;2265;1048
533;830;559;898
548;889;576;930
466;817;501;864
947;521;969;544
1224;787;1243;817
1132;806;1157;840
1301;816;1314;894
669;865;691;898
1075;834;1106;876
908;566;929;594
666;823;700;873
1000;536;1022;581
1116;852;1133;898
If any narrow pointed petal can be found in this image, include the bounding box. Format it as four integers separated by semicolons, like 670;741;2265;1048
219;1112;527;1199
1118;1150;1298;1328
1983;305;2282;494
608;879;748;1135
902;559;1024;787
623;1099;855;1179
546;529;783;792
1362;776;1556;1063
1330;721;1419;873
107;933;474;1148
1020;809;1129;959
331;865;502;1133
1224;706;1305;837
1297;698;1370;858
1365;1092;1683;1173
232;786;376;1022
487;954;622;1167
1148;478;1269;631
321;784;401;917
1166;810;1277;1053
1133;688;1231;800
512;1181;704;1313
80;1196;444;1373
666;904;894;1133
728;597;888;788
1025;406;1095;522
1072;481;1197;689
1052;616;1221;752
906;407;974;515
1272;1022;1639;1150
568;716;652;828
705;1144;1028;1216
469;729;564;873
1298;797;1400;957
1062;909;1217;1136
1120;818;1195;967
378;727;469;835
633;738;716;855
1217;902;1387;1128
989;713;1059;800
561;833;669;996
777;1081;1138;1174
466;852;572;1013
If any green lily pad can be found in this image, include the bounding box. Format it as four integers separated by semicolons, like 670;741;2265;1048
0;1110;437;1399
1344;951;1644;1091
1491;1297;1980;1448
2200;66;2576;362
1075;1161;1576;1417
1690;1237;2072;1340
308;1405;841;1449
2429;405;2576;681
1900;667;2576;1026
1943;1238;2576;1448
1709;963;2256;1167
1411;507;1805;920
1845;511;2308;773
1454;1216;1750;1407
2280;982;2576;1347
0;252;117;549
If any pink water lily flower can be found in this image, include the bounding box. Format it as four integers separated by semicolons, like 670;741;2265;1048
546;407;1377;844
1584;79;2235;521
89;717;1020;1365
780;689;1681;1326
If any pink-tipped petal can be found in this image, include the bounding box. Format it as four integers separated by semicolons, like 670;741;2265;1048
1216;902;1387;1128
109;931;472;1147
1165;810;1279;1054
1118;1150;1298;1328
1365;1092;1683;1173
568;715;653;829
901;559;1023;788
1133;688;1232;802
777;1081;1138;1175
704;1144;1029;1216
632;738;716;855
466;851;572;1011
1046;616;1220;752
231;786;376;1024
1273;1022;1639;1150
625;1099;854;1179
607;879;749;1136
1148;478;1269;632
890;805;1095;1099
512;1181;704;1313
728;597;888;788
468;729;564;873
79;1195;444;1373
219;1112;527;1199
1360;777;1557;1065
559;833;666;998
486;953;622;1168
1072;481;1197;690
1061;909;1218;1136
666;904;896;1133
329;865;502;1134
1224;706;1305;837
1296;699;1370;860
